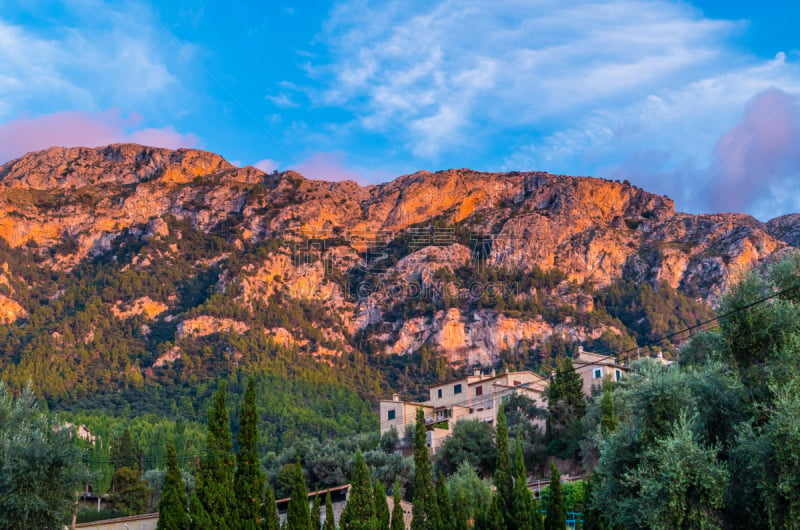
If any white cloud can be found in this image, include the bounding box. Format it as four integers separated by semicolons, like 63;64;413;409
0;2;192;121
314;0;742;158
254;159;280;173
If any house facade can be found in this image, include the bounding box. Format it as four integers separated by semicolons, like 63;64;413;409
380;369;549;454
572;347;629;395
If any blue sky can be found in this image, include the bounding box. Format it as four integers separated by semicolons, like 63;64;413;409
0;0;798;219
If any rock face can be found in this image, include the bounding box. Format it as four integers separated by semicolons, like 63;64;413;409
0;143;796;366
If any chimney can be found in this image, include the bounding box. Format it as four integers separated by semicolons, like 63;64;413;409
473;368;481;377
491;369;496;378
657;350;663;359
392;393;399;402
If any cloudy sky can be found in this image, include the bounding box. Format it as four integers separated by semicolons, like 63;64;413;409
1;0;798;219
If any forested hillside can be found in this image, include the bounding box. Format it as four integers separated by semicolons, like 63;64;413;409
0;143;795;447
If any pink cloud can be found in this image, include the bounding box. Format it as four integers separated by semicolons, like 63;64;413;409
705;89;800;212
0;110;199;163
289;151;385;185
129;126;199;150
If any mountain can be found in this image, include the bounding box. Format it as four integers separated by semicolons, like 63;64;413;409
0;144;796;418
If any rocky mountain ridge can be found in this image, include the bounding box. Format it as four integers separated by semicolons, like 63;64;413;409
0;144;796;394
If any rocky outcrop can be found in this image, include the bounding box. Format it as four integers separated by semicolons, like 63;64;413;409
112;297;168;320
767;214;800;247
176;316;249;339
0;294;26;323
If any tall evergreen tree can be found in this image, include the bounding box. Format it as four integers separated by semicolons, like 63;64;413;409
494;404;513;530
375;481;390;530
196;381;235;529
599;386;618;435
286;460;312;530
262;486;280;530
412;408;436;530
236;377;265;530
158;442;190;530
513;440;539;530
436;473;453;530
582;472;605;530
341;450;378;530
111;428;148;516
453;489;469;530
324;491;336;530
543;462;566;530
546;358;586;459
390;482;405;530
188;471;212;530
110;428;138;470
311;492;322;530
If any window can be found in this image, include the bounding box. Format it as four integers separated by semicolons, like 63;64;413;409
388;410;396;420
437;388;443;399
454;384;463;394
475;386;483;396
615;370;622;382
594;368;602;379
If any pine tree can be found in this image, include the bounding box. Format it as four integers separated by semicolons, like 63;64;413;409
262;486;280;530
324;491;336;530
390;482;405;530
341;450;378;530
375;481;390;530
436;473;453;530
286;460;312;530
494;404;513;530
196;381;236;529
543;462;566;530
412;408;435;530
157;442;189;530
236;377;265;530
513;440;538;530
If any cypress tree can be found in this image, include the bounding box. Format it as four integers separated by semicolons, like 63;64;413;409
196;381;235;529
435;473;453;530
375;481;390;530
110;428;138;470
513;440;538;530
453;489;468;530
324;491;336;530
157;442;189;530
286;460;312;530
411;408;435;530
111;428;148;516
543;462;566;530
262;486;280;530
546;358;586;458
599;386;618;435
494;404;513;530
188;470;212;530
341;450;378;530
311;492;322;530
390;482;405;530
236;377;265;530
